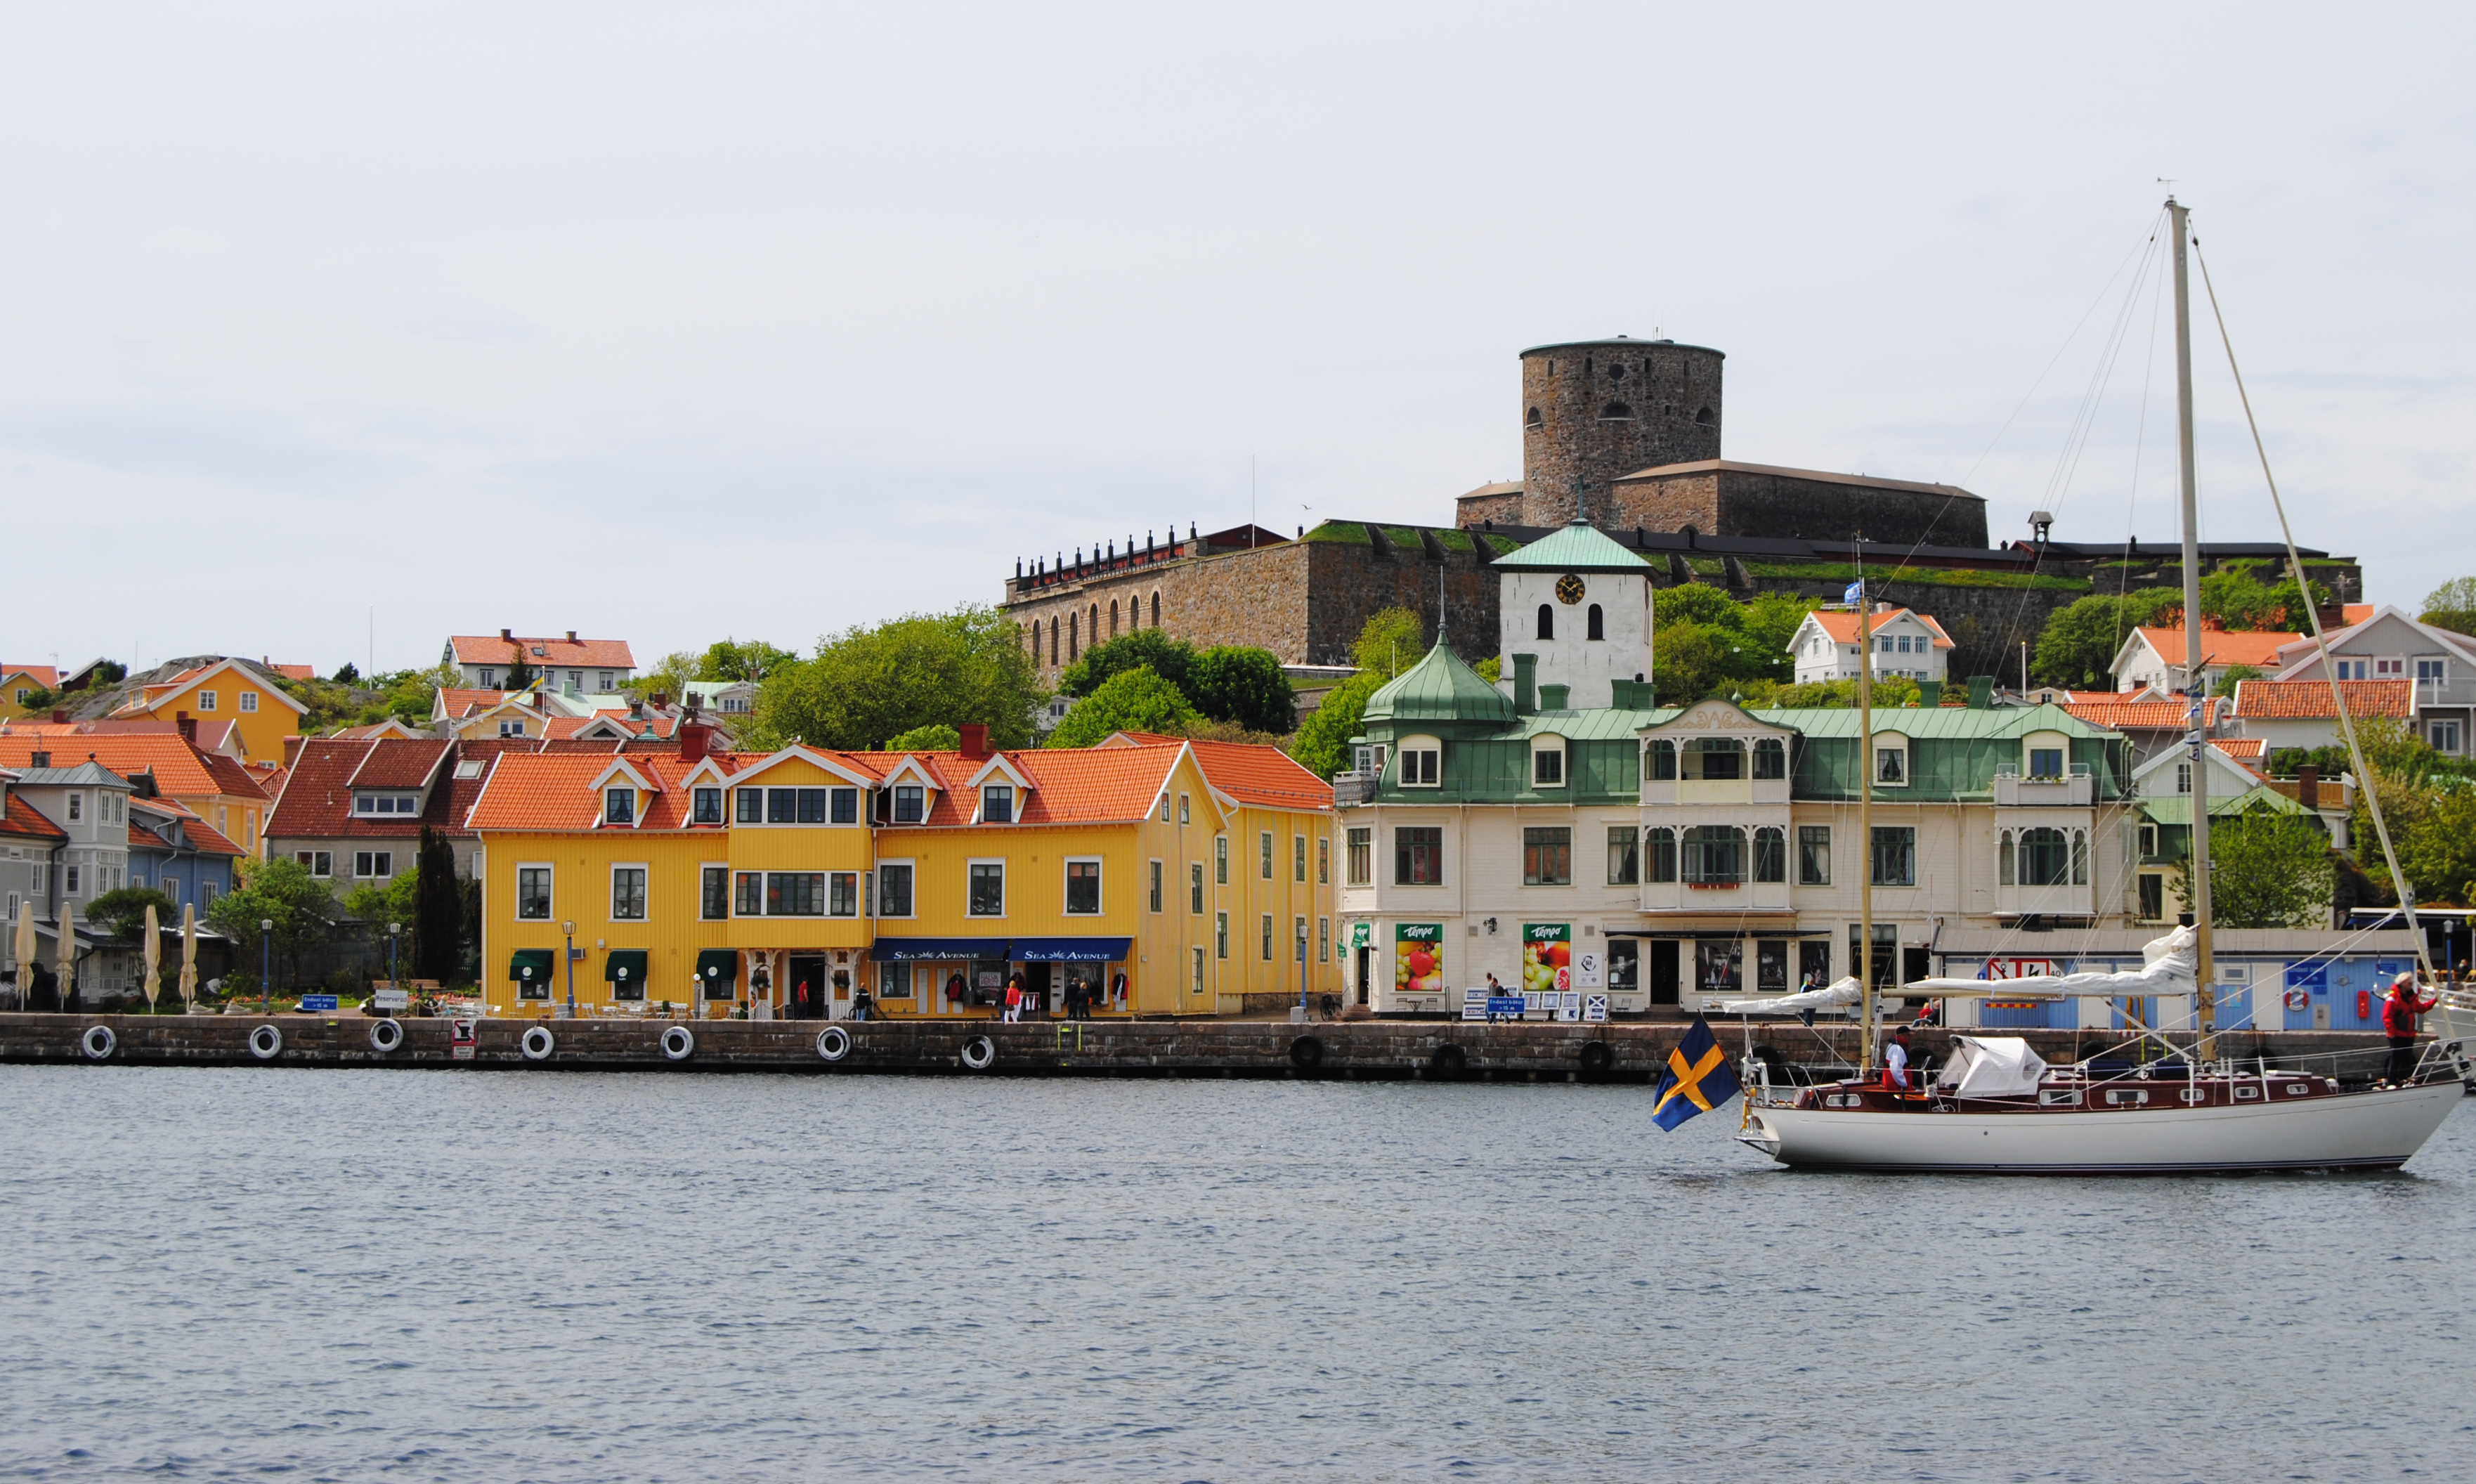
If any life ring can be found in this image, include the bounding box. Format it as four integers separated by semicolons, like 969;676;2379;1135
960;1034;997;1071
82;1024;116;1061
2285;989;2312;1013
660;1025;695;1062
248;1024;283;1060
1428;1042;1468;1078
817;1024;852;1062
520;1025;556;1061
1289;1034;1325;1071
368;1018;404;1054
1578;1039;1613;1074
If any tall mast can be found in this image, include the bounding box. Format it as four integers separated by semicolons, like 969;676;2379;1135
1856;539;1876;1074
2170;197;2219;1058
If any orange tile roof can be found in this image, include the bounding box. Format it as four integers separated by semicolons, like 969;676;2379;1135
348;738;452;788
201;753;271;802
2341;604;2375;627
2059;698;2225;731
450;634;637;670
0;734;240;800
2213;738;2267;759
438;689;517;717
1805;608;1954;648
546;713;680;740
3;664;60;689
270;738;497;840
2133;627;2305;668
1;791;67;840
2231;678;2415;720
129;800;243;857
1109;733;1336;809
466;751;701;832
269;664;315;682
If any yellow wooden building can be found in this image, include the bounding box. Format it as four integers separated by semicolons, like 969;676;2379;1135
110;658;306;762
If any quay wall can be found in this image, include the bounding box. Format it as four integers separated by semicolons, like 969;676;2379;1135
0;1014;2404;1084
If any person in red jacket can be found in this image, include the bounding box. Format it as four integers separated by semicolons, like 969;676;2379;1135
2383;972;2439;1086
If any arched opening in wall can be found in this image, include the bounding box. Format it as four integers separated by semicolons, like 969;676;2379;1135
1695;406;1714;425
1587;604;1604;641
1069;613;1079;660
1536;604;1554;640
1049;617;1060;665
1526;407;1543;430
1584;356;1594;376
1598;403;1635;422
1110;599;1120;637
1150;591;1161;627
1089;604;1100;646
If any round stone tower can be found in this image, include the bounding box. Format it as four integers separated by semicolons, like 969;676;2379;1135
1519;337;1724;526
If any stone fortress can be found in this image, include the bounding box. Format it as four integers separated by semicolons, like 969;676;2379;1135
1000;336;2360;690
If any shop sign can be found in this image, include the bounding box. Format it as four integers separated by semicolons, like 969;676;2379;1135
1572;948;1604;990
1350;921;1371;950
1521;923;1570;999
1395;923;1444;998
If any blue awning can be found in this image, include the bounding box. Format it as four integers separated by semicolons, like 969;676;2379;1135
1011;937;1132;963
870;937;1014;963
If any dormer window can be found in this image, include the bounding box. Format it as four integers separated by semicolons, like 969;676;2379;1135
1874;736;1909;787
983;785;1014;824
480;668;497;687
1532;739;1565;788
605;788;635;825
1397;736;1441;788
894;785;925;823
693;786;724;824
354;793;420;815
2029;747;2064;779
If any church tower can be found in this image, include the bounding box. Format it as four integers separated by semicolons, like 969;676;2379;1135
1491;519;1657;712
1519;337;1724;526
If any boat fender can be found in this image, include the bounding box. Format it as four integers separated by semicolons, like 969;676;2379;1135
82;1024;116;1061
660;1025;695;1062
1428;1042;1468;1078
2285;989;2310;1013
248;1024;283;1060
960;1034;996;1071
368;1018;405;1054
1577;1040;1613;1074
520;1025;556;1061
1289;1034;1324;1071
817;1024;852;1062
2357;990;2372;1021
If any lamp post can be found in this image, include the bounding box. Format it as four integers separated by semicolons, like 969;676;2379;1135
259;918;274;1015
561;920;576;1018
388;921;400;990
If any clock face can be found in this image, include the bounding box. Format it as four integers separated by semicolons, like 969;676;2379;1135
1554;573;1586;606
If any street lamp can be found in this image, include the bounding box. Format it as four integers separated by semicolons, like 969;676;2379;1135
259;918;274;1015
561;920;577;1018
388;921;400;991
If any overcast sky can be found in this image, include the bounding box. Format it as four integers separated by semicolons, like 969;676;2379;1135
4;3;2468;678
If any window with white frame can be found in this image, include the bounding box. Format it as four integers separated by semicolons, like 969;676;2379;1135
1190;861;1204;914
693;787;723;824
499;719;526;738
2375;658;2406;677
1346;826;1371;885
518;864;552;918
356;850;393;879
1215;835;1227;884
1397;736;1441;787
1064;859;1101;914
297;851;333;878
982;785;1014;824
611;865;648;920
878;861;913;916
604;788;634;825
701;865;729;920
1178;793;1190;825
893;785;925;823
1797;826;1830;885
969;860;1005;916
2335;658;2369;680
1149;859;1164;912
2416;658;2447;686
1872;735;1909;787
239;691;258;712
1532;738;1565;788
197;691;217;711
2432;720;2463;754
1258;831;1273;880
1216;911;1228;959
64;865;81;895
829;871;859;916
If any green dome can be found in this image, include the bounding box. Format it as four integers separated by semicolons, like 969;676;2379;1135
1363;642;1517;726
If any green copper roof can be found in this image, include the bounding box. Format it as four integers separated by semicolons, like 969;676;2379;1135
1362;642;1518;726
1489;519;1655;573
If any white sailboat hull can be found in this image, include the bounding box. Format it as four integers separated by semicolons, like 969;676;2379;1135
1740;1081;2460;1174
2432;996;2476;1088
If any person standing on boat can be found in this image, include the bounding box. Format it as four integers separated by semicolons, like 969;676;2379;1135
1884;1025;1914;1092
2383;972;2439;1085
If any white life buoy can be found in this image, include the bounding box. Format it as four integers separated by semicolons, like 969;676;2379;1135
817;1024;852;1062
82;1024;116;1060
2285;989;2312;1013
660;1025;695;1062
249;1024;283;1060
520;1024;556;1061
369;1018;404;1053
960;1034;996;1071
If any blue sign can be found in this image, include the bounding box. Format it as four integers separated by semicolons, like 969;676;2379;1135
1486;996;1526;1017
301;994;339;1011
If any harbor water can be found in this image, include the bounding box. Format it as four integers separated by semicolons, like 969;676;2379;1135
4;1067;2474;1480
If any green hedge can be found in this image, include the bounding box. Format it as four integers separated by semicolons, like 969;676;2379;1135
1742;561;2090;593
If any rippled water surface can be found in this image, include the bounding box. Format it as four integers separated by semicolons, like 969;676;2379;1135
5;1066;2475;1481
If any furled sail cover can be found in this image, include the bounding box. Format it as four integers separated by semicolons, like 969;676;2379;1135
1717;976;1862;1015
1934;1036;2049;1099
1901;925;2198;998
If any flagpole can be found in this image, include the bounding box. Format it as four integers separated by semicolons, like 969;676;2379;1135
1856;540;1876;1076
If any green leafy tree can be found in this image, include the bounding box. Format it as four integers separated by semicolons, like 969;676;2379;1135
1738;593;1822;680
412;827;464;982
1187;646;1296;734
1286;671;1383;781
346;866;419;925
2176;807;2335;928
1736;675;1922;710
2031;587;2182;689
1350;606;1428;678
884;722;962;752
2396;788;2476;911
1058;629;1196;699
2420;576;2476;639
754;604;1041;753
2200;562;2330;632
207;856;344;990
1651;625;1731;705
1047;666;1198;747
624;651;700;701
13;685;55;712
2212;663;2263;698
84;886;174;943
698;638;797;682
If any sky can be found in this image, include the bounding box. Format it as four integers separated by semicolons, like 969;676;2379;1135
3;2;2470;679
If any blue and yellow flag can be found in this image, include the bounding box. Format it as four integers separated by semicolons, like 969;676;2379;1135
1650;1013;1742;1131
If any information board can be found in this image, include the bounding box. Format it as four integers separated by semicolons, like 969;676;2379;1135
300;994;339;1011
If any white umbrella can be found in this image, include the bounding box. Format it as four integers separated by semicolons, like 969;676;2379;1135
56;899;77;1008
179;904;198;1013
11;900;32;1011
143;902;162;1011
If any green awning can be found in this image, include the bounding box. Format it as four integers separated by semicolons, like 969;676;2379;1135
509;948;554;984
695;949;738;984
604;949;649;984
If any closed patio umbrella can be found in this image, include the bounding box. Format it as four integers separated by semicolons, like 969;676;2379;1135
11;900;32;1011
143;903;162;1011
56;899;77;1009
179;904;198;1012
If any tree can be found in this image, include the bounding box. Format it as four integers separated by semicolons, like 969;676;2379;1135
1187;646;1297;734
754;604;1042;753
1645;585;1818;703
412;826;463;982
2177;807;2335;928
346;866;418;925
2212;663;2263;698
1738;593;1821;681
1736;675;1922;710
1047;666;1197;747
207;855;344;989
2421;576;2476;639
1059;629;1196;699
625;651;699;701
1350;606;1428;678
85;886;174;944
330;662;361;684
885;722;961;752
2031;587;2180;689
698;637;796;682
1650;624;1731;705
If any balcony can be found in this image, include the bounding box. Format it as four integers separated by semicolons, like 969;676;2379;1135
1996;882;2095;918
1994;766;2092;807
1331;772;1375;808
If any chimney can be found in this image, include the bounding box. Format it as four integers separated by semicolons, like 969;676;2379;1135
176;710;197;744
50;708;67;724
651;691;668;710
284;735;306;768
500;627;513;642
1512;653;1538;715
680;722;712;766
566;630;578;644
133;769;159;799
2298;764;2319;810
1967;675;1995;710
29;750;49;768
959;723;990;761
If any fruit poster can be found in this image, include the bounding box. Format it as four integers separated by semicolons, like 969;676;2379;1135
1522;923;1571;998
1395;923;1445;996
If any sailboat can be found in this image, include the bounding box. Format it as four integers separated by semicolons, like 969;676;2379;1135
1731;199;2468;1173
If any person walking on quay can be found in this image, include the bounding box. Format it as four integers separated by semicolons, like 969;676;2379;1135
1003;973;1024;1023
2383;971;2439;1086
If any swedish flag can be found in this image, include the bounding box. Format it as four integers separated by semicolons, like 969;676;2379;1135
1650;1013;1742;1131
